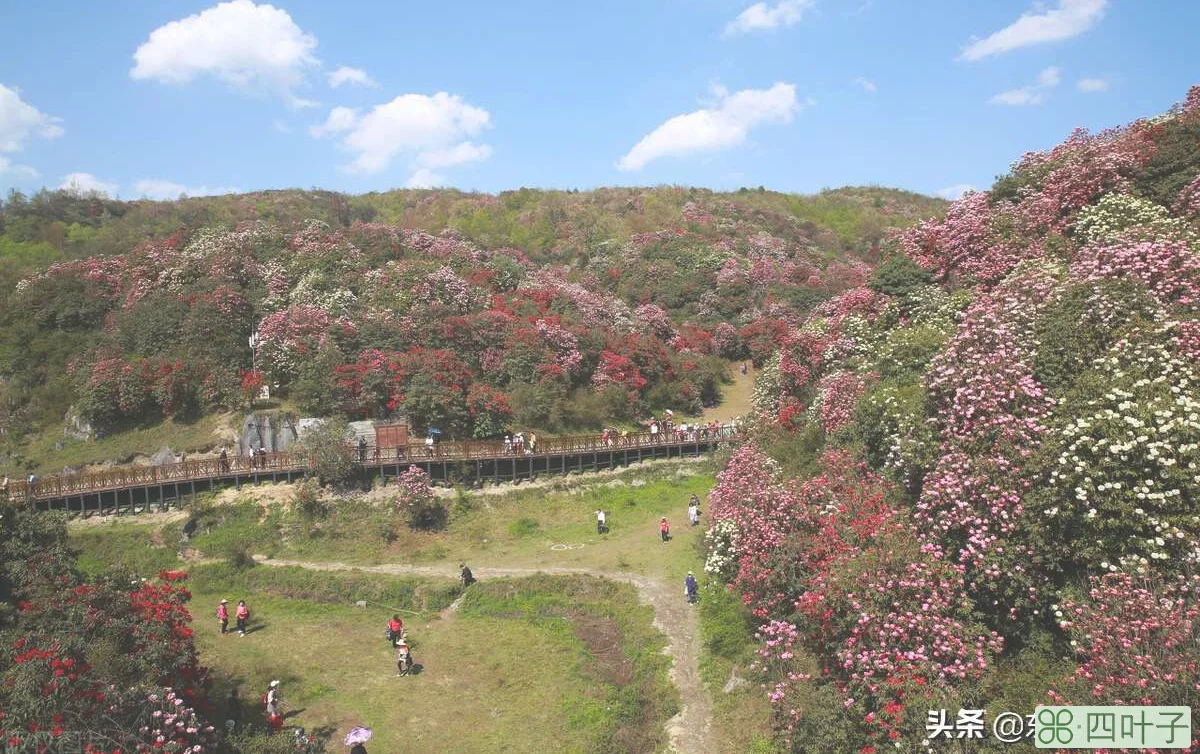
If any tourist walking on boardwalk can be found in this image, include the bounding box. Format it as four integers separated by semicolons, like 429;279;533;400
217;598;229;634
235;599;250;636
685;571;698;604
460;563;476;587
659;517;671;542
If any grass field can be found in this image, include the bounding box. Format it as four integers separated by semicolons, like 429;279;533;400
67;461;777;753
181;571;674;754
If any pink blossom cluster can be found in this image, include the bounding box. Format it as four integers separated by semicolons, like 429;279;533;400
1070;239;1200;308
816;371;868;434
1173;173;1200;217
633;303;674;339
415;266;477;312
1051;572;1200;711
533;317;584;374
1013;125;1157;235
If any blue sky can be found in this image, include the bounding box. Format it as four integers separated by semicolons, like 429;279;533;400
1;0;1196;200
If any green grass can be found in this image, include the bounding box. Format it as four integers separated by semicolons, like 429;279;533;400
71;520;184;578
175;461;716;581
16;412;228;475
188;573;676;754
697;578;784;753
65;463;721;752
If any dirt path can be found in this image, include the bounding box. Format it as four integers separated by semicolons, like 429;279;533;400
257;556;713;754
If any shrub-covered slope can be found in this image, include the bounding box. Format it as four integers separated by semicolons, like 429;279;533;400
708;87;1200;751
0;185;941;466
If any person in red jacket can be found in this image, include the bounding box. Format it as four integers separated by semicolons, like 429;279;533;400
217;599;229;634
235;600;250;637
387;614;404;644
659;517;671;543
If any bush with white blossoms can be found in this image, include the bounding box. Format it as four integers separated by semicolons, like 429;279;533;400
751;352;783;419
1038;328;1200;575
703;518;740;579
1073;191;1199;246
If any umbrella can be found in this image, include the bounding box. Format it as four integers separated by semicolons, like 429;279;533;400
344;727;373;746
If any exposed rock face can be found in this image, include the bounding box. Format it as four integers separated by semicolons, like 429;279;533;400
236;413;300;456
64;409;96;441
150;447;176;466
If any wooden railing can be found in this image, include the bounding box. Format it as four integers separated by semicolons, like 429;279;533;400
3;424;741;502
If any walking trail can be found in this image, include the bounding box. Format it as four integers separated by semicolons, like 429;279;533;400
257;556;714;754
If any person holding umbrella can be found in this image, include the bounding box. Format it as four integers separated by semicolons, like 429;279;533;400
345;725;372;754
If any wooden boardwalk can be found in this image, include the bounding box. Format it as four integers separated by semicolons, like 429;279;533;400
5;426;741;515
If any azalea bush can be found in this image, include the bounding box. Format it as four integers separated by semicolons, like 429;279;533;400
1050;571;1200;711
1035;332;1200;578
391;465;446;530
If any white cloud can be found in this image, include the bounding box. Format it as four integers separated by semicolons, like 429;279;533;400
328;66;376;88
0;84;64;153
936;184;976;200
724;0;814;35
617;82;804;172
405;168;445;189
133;179;239;199
60;173;118;198
1038;66;1062;87
311;92;492;184
991;88;1045;106
308;105;359;138
131;0;318;101
272;119;291;133
959;0;1107;61
989;66;1061;106
0;156;38;181
852;76;877;93
1077;77;1108;92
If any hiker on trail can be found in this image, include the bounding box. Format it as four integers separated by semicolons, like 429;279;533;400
659;517;671;543
596;509;607;535
358;436;367;463
650;420;659;443
219;448;230;473
460;563;476;587
504;433;513;454
217;599;230;634
688;495;701;526
685;571;698;604
425;435;435;458
264;680;284;734
225;687;242;732
235;600;250;636
528;432;537;453
387;614;404;644
741;361;749;375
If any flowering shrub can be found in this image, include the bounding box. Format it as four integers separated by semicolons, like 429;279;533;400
812;371;868;435
1038;332;1200;576
391;465;446;530
1051;572;1200;711
1074;192;1198;245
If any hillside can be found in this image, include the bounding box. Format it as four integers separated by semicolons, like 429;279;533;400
709;86;1200;751
0;184;942;473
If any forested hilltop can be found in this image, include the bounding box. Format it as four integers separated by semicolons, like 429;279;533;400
0;184;941;470
707;86;1200;751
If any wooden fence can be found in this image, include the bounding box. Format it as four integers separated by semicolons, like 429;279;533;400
3;425;741;503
